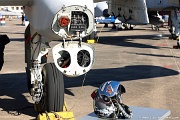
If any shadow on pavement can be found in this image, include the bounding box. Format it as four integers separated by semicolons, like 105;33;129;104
0;73;37;118
64;65;179;88
97;34;170;49
0;65;179;117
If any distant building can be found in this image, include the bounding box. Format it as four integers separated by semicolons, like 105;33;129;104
0;6;23;14
0;6;23;19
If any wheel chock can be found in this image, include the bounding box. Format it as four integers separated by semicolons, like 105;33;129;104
63;102;68;111
37;111;74;120
86;39;97;43
37;102;74;120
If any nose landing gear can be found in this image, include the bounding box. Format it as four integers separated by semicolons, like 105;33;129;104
35;63;64;113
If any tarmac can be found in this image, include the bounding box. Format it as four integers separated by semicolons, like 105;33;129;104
0;19;180;120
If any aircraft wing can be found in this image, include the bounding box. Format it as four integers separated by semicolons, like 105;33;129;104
0;0;32;6
146;0;180;11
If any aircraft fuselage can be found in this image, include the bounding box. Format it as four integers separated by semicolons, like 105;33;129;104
24;0;95;41
146;0;180;11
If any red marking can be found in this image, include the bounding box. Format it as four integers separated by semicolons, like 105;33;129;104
59;16;70;27
91;90;97;99
0;18;5;21
91;91;96;99
156;43;168;47
106;85;113;94
163;65;172;69
25;35;31;45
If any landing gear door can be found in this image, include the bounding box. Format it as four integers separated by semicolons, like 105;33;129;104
52;41;95;77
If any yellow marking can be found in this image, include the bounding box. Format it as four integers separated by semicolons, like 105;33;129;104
86;39;97;43
37;111;74;120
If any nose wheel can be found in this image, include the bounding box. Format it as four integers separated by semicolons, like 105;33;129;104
35;63;64;113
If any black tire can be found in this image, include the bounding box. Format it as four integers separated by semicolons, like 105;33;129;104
24;24;32;92
130;26;134;30
83;31;97;42
172;34;177;40
104;23;108;28
88;31;97;40
40;63;64;112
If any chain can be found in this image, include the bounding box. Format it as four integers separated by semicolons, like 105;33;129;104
30;61;43;104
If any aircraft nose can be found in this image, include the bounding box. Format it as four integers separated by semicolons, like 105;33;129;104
51;5;94;40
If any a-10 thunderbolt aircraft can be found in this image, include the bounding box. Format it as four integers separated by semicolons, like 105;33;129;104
0;0;174;114
94;1;165;30
94;0;180;40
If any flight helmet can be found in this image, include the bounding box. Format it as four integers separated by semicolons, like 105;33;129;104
91;81;133;119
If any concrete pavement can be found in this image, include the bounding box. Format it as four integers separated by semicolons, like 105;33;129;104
0;20;180;119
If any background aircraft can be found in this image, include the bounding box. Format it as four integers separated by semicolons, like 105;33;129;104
94;1;164;30
94;1;123;29
146;0;180;41
94;0;180;40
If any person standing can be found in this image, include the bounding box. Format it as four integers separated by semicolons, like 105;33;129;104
0;35;10;71
22;14;24;25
